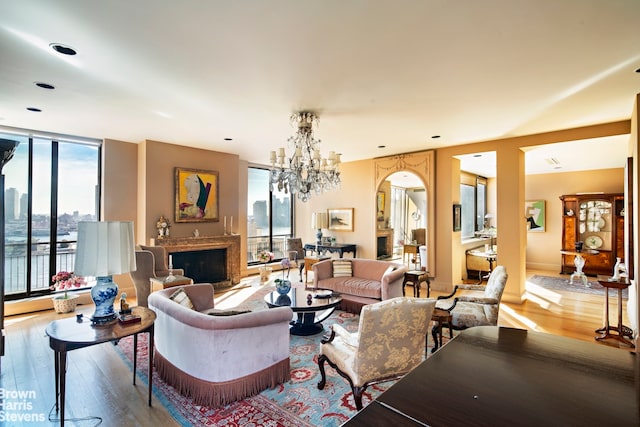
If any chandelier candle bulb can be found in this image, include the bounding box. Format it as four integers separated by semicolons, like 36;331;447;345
269;111;341;202
270;151;276;163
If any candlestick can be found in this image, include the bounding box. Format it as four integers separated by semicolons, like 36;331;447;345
230;216;233;234
169;255;173;266
224;216;227;234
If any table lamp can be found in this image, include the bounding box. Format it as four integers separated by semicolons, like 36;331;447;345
74;221;136;324
312;212;328;246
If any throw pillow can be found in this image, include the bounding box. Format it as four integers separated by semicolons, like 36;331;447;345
169;288;194;310
204;308;252;316
333;260;353;278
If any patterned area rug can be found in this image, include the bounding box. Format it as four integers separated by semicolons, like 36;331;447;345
114;285;449;426
528;275;628;298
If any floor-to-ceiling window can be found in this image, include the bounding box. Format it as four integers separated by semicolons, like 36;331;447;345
247;166;293;264
460;172;488;240
2;130;101;300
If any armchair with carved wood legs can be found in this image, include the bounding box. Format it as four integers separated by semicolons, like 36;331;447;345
317;297;436;410
435;265;508;331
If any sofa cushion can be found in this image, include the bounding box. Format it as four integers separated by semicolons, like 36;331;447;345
318;277;382;300
169;287;194;310
333;260;353;278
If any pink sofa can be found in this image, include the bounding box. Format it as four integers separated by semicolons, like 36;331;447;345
312;258;407;313
148;283;293;407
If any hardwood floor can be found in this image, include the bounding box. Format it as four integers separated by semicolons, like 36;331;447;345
0;270;634;427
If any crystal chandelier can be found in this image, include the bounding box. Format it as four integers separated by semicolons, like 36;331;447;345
269;112;341;202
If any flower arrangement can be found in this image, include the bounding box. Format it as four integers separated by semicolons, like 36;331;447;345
275;258;292;295
276;258;291;283
257;250;274;265
51;271;85;299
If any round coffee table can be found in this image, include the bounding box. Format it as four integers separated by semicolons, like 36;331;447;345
264;288;342;336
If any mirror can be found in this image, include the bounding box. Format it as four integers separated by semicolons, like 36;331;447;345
376;171;426;264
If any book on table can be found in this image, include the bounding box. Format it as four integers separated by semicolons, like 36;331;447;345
118;314;142;324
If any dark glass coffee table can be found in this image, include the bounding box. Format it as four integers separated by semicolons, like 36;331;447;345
264;287;342;336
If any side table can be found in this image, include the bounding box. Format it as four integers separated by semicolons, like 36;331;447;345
402;270;430;298
304;256;330;283
595;275;634;347
430;308;452;353
45;306;156;426
559;249;599;286
150;274;193;291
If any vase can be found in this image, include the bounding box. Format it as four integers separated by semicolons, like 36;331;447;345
259;266;272;282
275;279;291;295
52;295;79;314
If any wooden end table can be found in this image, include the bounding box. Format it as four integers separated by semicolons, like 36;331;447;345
45;306;156;426
430;308;453;353
303;256;330;283
595;275;634;347
402;270;430;298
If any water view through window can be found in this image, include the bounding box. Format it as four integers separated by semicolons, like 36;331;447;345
2;131;100;299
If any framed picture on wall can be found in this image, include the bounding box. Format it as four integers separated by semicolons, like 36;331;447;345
525;200;545;232
453;204;462;232
328;208;354;231
175;167;219;222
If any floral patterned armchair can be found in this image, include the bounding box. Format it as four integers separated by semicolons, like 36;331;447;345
317;297;436;410
435;265;508;330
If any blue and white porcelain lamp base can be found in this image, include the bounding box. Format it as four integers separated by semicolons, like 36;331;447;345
91;276;119;324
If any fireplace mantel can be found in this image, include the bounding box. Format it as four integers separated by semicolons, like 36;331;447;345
150;234;241;286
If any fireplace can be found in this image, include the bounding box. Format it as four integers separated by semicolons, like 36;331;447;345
172;248;226;285
151;234;240;289
377;236;388;258
376;228;394;259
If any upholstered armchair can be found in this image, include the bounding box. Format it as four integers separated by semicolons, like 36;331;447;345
286;238;307;279
435;265;508;331
129;245;184;307
317;297;436;410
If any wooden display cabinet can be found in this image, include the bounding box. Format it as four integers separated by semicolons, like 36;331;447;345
559;193;625;276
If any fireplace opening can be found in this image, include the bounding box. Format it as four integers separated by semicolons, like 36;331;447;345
172;249;227;285
377;236;388;259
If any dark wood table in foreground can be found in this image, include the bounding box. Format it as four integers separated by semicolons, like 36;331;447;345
343;326;638;427
45;306;156;426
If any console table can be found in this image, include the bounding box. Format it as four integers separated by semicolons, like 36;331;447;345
343;326;638;426
304;243;356;258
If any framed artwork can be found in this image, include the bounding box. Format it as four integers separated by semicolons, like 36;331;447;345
525;200;545;232
377;191;385;221
328;208;354;231
175;167;219;223
453;204;462;232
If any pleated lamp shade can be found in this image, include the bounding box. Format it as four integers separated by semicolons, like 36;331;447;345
74;221;136;323
312;212;328;230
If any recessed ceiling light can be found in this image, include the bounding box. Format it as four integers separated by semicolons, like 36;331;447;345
224;138;232;141
35;82;55;90
27;107;42;112
473;154;482;158
377;145;386;149
636;67;640;73
50;43;77;56
431;135;441;139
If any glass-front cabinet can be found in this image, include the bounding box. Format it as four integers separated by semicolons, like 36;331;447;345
560;193;624;276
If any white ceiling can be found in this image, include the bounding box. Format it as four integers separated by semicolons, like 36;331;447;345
1;1;639;175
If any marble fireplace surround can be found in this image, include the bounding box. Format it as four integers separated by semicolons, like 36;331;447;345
150;234;241;288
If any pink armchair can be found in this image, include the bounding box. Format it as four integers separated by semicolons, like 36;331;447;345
148;283;293;407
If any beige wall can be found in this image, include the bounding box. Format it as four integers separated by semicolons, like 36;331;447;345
435;120;631;303
525;169;624;272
